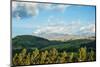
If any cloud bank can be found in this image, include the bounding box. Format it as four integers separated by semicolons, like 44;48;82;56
33;21;95;36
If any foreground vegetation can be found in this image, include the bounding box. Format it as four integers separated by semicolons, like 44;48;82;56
12;47;96;66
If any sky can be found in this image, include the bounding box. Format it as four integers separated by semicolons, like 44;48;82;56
12;1;96;37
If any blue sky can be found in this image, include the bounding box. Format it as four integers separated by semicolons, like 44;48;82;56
12;1;96;37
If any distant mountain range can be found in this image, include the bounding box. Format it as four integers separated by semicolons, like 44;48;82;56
33;33;95;41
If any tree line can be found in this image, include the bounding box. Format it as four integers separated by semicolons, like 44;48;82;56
12;47;96;66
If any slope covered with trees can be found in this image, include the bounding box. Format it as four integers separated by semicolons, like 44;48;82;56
12;35;96;53
12;35;96;66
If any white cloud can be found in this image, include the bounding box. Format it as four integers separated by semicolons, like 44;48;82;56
33;21;82;35
40;3;54;10
34;24;66;34
12;1;17;11
39;3;71;13
56;5;71;12
24;2;39;15
15;12;21;20
12;1;72;20
80;24;95;33
12;1;39;19
33;20;95;36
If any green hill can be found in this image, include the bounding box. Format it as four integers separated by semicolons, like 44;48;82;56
12;35;96;53
12;35;50;49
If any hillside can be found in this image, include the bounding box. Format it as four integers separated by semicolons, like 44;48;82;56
12;35;50;49
12;35;96;53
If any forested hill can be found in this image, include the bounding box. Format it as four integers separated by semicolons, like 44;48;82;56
12;35;50;49
12;35;96;52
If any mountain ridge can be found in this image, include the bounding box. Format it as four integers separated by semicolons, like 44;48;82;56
12;35;96;52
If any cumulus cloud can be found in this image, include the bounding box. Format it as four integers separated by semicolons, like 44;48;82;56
34;24;66;34
38;3;71;12
80;24;95;33
12;1;39;19
39;3;54;10
56;5;71;12
33;20;95;36
33;21;80;35
12;1;72;20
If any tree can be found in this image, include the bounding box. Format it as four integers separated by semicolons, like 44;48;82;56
44;50;49;64
89;49;95;61
31;48;39;64
13;53;18;65
49;48;58;63
69;52;74;62
21;48;27;57
40;52;46;64
12;47;95;65
25;53;31;65
59;51;67;63
78;47;87;61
